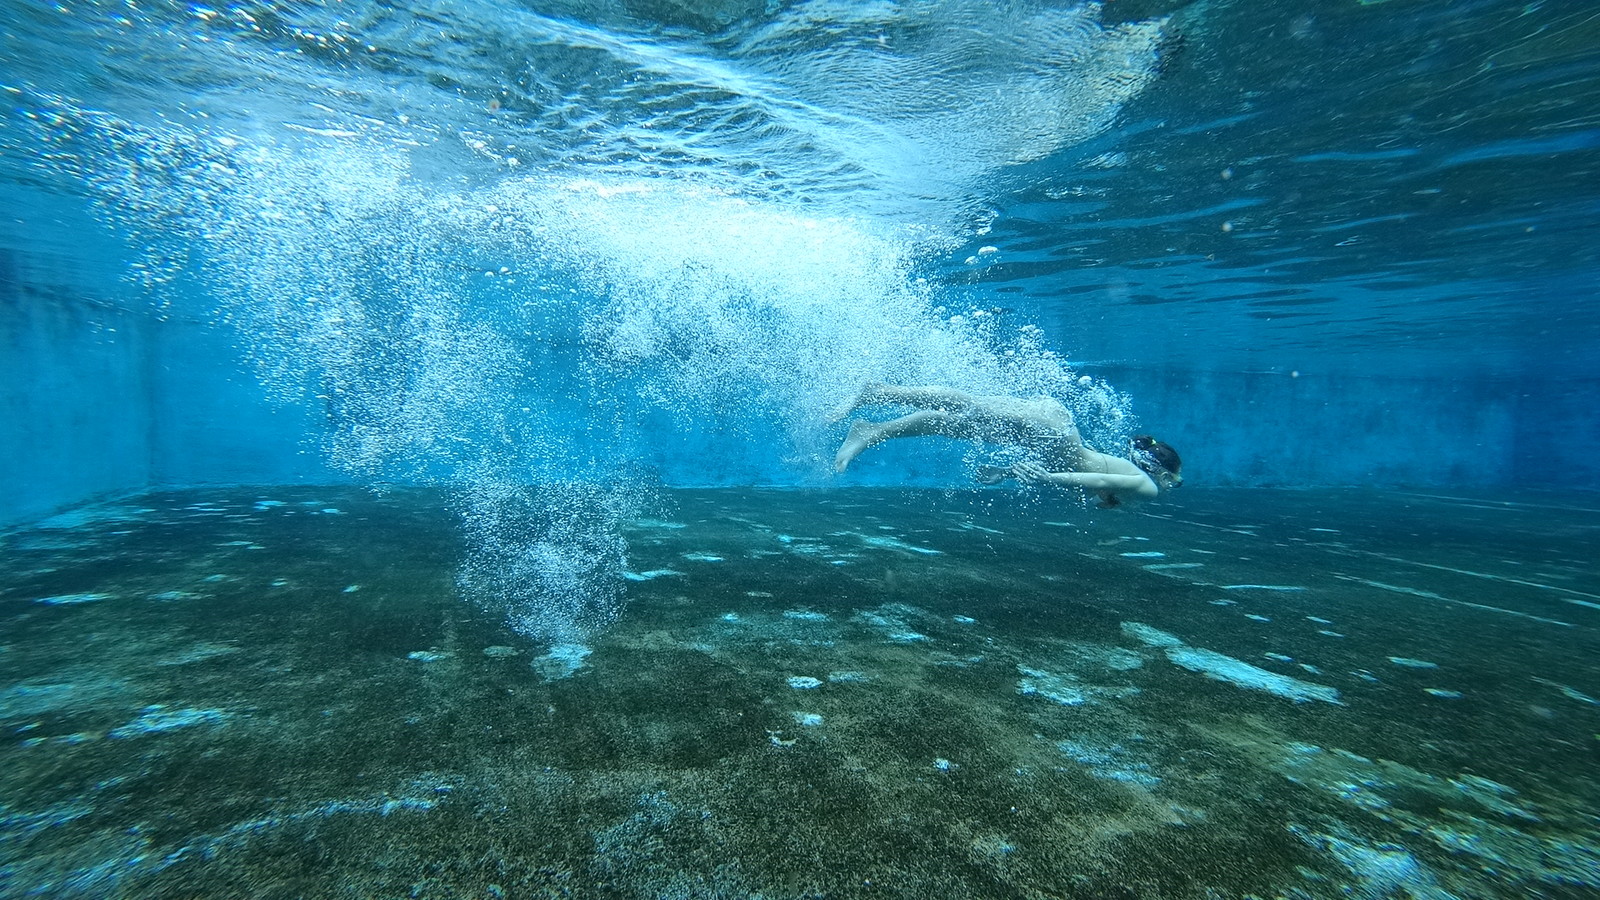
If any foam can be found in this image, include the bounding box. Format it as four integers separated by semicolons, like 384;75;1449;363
18;11;1157;646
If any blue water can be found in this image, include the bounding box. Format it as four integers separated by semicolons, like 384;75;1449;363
1;0;1598;896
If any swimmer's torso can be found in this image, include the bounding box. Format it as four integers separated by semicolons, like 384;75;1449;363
963;396;1081;453
963;395;1149;484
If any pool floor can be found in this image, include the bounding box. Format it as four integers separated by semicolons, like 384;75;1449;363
2;486;1597;898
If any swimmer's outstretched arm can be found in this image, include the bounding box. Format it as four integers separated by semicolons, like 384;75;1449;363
1011;462;1158;500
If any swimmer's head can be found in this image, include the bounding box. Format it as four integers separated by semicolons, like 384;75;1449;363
1131;435;1182;487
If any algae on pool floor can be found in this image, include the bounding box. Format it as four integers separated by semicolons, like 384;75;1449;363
2;487;1597;898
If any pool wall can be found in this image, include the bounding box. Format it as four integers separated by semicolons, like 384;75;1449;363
4;212;1596;529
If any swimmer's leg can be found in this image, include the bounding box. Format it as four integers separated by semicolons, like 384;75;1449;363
835;410;967;472
829;383;982;422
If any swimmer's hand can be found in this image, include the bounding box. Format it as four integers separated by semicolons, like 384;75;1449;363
974;465;1012;485
1011;461;1054;486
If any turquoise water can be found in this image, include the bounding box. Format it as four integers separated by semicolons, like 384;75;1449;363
3;0;1599;895
3;488;1597;897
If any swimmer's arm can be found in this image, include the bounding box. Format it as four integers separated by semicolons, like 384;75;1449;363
1012;463;1158;499
1047;473;1158;499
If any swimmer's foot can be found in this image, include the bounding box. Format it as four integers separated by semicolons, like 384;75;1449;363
826;381;885;424
834;420;878;472
974;465;1012;485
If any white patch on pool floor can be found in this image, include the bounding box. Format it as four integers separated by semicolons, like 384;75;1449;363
109;705;228;738
623;569;683;581
1338;575;1576;626
1533;677;1598;705
34;593;112;605
783;609;829;622
1056;739;1160;787
1123;621;1341;704
634;519;687;530
533;643;592;679
1387;657;1438;669
1017;666;1087;706
855;606;929;643
835;531;943;556
786;676;823;689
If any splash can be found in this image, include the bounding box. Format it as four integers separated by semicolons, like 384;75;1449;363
3;0;1168;639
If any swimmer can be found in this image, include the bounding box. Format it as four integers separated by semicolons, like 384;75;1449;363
832;383;1181;508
